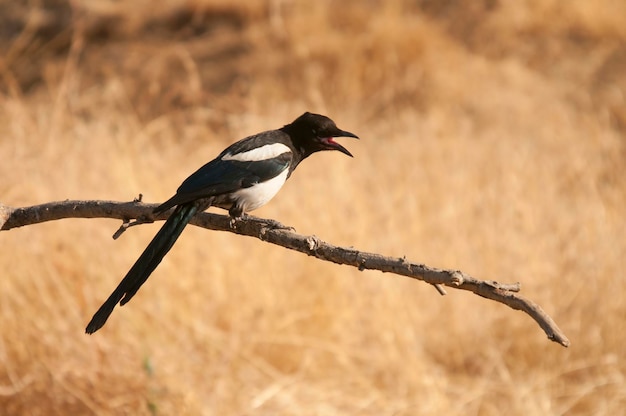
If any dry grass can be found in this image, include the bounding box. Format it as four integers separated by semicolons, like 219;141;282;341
1;0;625;414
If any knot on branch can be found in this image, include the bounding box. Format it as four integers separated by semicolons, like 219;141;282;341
450;270;465;286
306;236;320;252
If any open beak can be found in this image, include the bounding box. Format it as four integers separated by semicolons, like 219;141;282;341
326;129;359;157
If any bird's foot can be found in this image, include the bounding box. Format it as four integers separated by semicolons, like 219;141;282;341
229;213;247;229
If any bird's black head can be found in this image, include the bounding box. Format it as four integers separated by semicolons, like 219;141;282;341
282;112;359;157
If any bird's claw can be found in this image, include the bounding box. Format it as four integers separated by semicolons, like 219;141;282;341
229;213;247;229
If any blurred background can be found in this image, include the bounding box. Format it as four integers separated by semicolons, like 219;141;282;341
1;0;625;414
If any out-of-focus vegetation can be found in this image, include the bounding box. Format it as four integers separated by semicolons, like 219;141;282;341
1;0;625;414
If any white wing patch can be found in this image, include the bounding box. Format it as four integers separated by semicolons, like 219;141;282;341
230;169;290;212
223;143;291;162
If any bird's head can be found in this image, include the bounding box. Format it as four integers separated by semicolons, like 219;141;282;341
283;112;359;157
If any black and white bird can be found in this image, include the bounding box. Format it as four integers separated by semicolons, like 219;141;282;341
86;112;358;333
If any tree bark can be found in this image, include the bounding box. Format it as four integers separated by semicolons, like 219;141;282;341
0;199;570;347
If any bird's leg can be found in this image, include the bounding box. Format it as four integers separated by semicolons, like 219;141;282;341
228;206;246;229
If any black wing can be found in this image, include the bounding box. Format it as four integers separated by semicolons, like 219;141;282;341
154;132;293;213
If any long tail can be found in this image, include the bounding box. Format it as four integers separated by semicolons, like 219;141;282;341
86;203;199;334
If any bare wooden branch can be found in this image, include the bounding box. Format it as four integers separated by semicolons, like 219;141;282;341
0;200;570;347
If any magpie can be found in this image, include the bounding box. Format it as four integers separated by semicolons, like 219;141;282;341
86;112;358;333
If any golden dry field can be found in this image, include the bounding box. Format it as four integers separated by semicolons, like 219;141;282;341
1;0;625;414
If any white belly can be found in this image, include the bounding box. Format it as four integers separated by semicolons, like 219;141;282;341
230;169;289;213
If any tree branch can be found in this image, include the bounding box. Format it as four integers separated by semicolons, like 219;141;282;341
0;200;570;347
